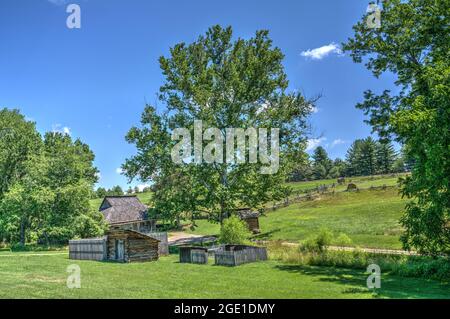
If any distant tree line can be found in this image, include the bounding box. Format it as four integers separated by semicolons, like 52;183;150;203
288;137;410;182
0;109;106;246
93;185;152;199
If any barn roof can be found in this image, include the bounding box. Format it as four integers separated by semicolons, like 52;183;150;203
99;196;149;224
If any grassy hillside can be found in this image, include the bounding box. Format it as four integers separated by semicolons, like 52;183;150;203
1;252;449;298
286;174;402;193
187;188;407;249
90;175;403;210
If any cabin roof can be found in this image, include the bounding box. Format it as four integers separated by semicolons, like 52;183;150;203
235;208;260;219
99;196;149;224
106;229;160;241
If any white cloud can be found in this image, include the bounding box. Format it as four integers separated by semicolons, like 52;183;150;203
95;172;101;180
331;138;348;147
306;137;326;151
300;43;343;60
52;124;71;136
116;168;124;174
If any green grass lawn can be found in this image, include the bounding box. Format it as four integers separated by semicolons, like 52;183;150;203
187;188;407;249
0;252;449;299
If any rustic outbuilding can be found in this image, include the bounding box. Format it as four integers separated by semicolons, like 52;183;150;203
179;246;209;264
69;229;160;263
98;195;169;255
106;229;160;262
214;245;268;266
236;208;261;233
100;195;157;233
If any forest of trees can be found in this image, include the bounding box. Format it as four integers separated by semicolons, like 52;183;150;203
0;109;106;246
288;137;408;182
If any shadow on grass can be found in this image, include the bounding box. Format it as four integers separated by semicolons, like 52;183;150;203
274;264;450;299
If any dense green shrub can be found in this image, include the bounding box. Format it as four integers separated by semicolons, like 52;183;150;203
219;216;251;244
335;233;353;246
300;228;333;253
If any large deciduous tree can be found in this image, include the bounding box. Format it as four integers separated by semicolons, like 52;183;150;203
0;109;105;245
123;25;312;225
0;109;41;198
344;0;449;255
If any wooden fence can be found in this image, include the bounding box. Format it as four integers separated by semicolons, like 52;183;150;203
179;246;209;263
69;238;107;261
191;250;208;264
263;184;397;213
147;232;169;255
214;246;267;266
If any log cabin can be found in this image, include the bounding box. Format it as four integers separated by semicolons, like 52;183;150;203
99;195;157;232
69;229;161;263
106;229;160;262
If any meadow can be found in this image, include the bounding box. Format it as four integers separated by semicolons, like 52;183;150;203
286;174;401;193
187;187;407;249
90;176;407;250
1;252;449;299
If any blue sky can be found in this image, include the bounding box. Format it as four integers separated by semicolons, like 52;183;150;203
0;0;396;190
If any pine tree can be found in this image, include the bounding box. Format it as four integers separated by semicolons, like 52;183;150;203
359;137;377;176
345;139;364;176
312;146;333;179
375;141;397;174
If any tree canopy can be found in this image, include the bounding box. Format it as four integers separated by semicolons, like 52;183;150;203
123;25;313;225
344;0;450;255
0;108;105;245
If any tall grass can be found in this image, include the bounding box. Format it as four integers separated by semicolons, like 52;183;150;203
267;241;450;282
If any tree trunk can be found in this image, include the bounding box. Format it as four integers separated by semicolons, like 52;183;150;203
19;219;26;246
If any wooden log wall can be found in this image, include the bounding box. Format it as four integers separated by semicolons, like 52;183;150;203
107;230;159;262
127;238;159;262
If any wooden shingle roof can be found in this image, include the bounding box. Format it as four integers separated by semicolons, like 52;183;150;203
99;196;149;224
235;208;260;219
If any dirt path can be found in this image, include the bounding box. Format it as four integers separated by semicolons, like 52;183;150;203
168;232;216;246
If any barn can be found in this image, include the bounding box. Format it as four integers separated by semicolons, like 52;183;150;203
236;209;261;234
69;229;160;263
